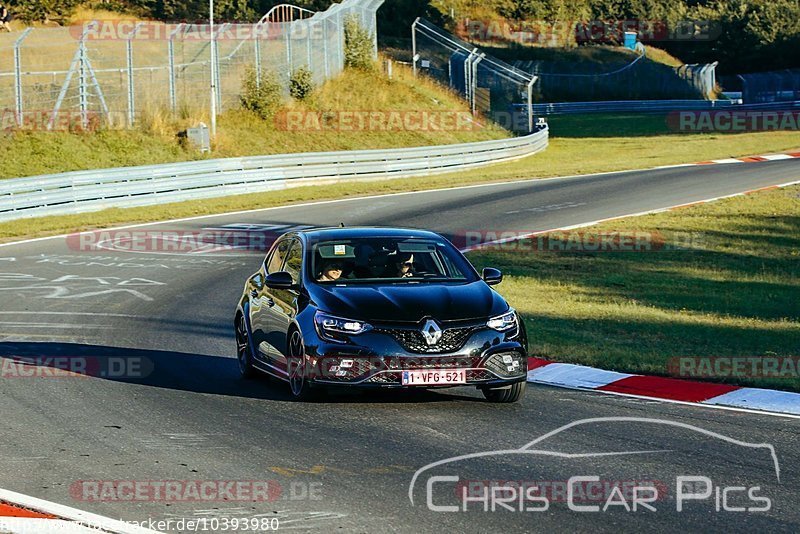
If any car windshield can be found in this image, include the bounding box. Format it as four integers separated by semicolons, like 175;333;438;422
309;237;477;284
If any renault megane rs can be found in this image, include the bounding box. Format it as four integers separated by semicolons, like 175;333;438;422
234;227;528;402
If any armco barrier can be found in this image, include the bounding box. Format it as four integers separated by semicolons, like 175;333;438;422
0;127;548;222
515;99;800;116
519;100;738;116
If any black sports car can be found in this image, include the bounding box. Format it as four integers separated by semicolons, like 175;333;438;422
234;227;528;402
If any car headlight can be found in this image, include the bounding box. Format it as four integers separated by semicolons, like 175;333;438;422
314;311;372;342
487;310;518;333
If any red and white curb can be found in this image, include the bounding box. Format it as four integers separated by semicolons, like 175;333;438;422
527;358;800;418
652;150;800;169
0;488;158;534
693;151;800;165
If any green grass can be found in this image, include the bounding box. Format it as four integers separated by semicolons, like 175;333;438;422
467;186;800;392
546;113;674;137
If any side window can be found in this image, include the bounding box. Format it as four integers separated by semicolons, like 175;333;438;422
266;239;290;274
283;240;303;284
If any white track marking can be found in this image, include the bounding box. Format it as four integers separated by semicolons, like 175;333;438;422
0;488;159;534
0;312;138;318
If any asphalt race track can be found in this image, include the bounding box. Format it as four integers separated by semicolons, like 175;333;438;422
1;160;799;532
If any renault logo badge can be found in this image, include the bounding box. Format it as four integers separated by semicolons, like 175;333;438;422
421;319;442;346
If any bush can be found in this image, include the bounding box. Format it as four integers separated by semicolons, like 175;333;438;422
344;14;375;71
240;68;283;120
289;66;315;100
8;0;79;24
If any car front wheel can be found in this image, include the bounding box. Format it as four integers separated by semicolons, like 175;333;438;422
481;381;526;403
236;314;257;379
287;330;316;401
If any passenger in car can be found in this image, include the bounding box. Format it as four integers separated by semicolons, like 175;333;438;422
317;261;343;282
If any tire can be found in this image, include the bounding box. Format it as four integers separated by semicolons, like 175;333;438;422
287;329;317;401
235;313;257;379
482;381;526;403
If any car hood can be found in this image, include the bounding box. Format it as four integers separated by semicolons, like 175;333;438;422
308;281;509;323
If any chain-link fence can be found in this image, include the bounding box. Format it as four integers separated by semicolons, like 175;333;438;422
514;53;715;102
0;0;383;129
736;70;800;104
412;18;537;133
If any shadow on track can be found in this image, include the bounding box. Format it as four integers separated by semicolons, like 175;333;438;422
0;341;484;404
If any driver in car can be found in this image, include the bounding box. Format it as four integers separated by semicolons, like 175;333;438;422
395;254;415;278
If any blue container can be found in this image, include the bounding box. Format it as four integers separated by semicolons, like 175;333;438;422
624;31;637;50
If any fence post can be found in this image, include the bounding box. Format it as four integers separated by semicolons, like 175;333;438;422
464;49;476;102
254;36;262;88
213;27;222;108
470;53;485;115
126;24;144;127
13;28;32;127
286;22;293;77
411;18;419;76
322;19;329;78
306;20;313;73
168;23;182;114
79;39;89;129
527;76;536;133
337;11;344;71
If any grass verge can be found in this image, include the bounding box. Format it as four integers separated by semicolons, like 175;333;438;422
468;185;800;392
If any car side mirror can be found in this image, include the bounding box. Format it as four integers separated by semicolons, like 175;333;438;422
482;267;503;286
264;271;295;290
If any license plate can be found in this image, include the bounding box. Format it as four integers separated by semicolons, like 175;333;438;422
401;369;466;386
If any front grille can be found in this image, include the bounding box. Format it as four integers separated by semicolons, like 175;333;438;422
366;372;401;384
384;356;480;370
375;326;475;353
466;369;494;381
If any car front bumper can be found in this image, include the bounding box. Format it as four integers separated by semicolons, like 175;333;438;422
302;322;529;389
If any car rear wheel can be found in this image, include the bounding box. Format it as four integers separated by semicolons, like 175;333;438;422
482;381;526;403
236;314;257;379
288;330;316;401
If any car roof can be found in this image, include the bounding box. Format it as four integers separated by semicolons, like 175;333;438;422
297;227;445;241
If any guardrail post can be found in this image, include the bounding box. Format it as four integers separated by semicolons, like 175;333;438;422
13;28;32;127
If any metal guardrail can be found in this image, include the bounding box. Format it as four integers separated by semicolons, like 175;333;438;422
516;100;740;116
0;127;549;222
